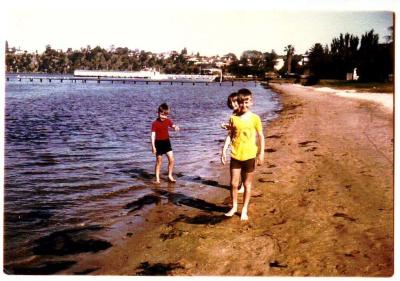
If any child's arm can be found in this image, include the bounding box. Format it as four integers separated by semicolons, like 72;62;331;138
256;129;265;165
221;134;231;165
169;119;179;131
151;132;157;154
220;122;229;130
172;124;180;131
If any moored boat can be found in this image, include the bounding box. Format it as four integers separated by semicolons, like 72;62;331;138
73;69;219;82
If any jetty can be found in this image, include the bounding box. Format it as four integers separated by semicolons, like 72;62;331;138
6;76;257;86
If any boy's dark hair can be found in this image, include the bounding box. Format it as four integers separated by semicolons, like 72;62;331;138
158;103;169;113
227;92;238;110
237;88;253;103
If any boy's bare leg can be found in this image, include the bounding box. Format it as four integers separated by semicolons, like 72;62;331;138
225;168;241;216
155;155;162;184
166;151;176;182
241;172;254;220
238;170;245;193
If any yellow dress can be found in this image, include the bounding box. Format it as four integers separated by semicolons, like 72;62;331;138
229;112;262;161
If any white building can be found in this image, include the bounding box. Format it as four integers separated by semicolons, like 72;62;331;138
274;58;285;71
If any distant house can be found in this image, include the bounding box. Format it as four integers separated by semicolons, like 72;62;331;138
274;54;308;71
274;58;284;71
187;57;201;64
215;61;226;68
299;54;309;66
346;68;359;81
7;46;25;55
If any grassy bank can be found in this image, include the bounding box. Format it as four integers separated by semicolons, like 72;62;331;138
315;79;394;93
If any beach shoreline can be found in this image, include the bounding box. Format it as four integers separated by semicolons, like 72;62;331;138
55;82;394;276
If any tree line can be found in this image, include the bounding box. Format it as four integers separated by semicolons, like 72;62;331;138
6;46;204;75
6;28;393;82
306;28;394;82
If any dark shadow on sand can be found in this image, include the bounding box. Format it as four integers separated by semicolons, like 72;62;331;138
170;213;229;225
175;172;230;190
124;194;162;213
155;189;230;213
136;261;184;275
120;167;229;191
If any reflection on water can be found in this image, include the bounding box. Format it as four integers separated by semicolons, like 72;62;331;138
4;76;280;270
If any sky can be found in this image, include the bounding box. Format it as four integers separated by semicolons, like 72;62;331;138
1;0;397;57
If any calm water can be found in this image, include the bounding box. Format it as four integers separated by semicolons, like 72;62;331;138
4;75;280;271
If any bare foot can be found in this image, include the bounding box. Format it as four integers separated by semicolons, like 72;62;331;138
225;207;237;217
154;180;161;185
168;176;176;183
240;211;248;221
238;186;244;194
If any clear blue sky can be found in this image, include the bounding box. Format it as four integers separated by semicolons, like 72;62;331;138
3;0;395;56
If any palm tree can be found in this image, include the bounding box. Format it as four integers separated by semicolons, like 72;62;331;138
284;45;295;74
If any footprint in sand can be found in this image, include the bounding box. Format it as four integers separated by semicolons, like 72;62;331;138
298;140;318;147
298;141;319;154
258;178;274;183
266;134;282;139
333;212;357;222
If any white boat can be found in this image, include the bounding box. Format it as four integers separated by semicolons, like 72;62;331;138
73;69;219;82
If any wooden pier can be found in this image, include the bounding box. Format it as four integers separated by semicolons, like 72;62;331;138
6;76;258;87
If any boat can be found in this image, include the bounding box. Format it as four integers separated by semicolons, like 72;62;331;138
73;69;220;82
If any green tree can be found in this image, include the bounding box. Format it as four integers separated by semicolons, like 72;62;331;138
308;43;330;78
357;29;388;82
263;50;278;72
330;33;359;79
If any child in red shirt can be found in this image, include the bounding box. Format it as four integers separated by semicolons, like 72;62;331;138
151;103;179;184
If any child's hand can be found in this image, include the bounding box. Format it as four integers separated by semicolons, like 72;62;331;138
220;122;229;130
221;151;227;165
152;147;157;154
174;125;180;132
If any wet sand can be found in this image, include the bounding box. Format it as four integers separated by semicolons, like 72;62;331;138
59;82;394;276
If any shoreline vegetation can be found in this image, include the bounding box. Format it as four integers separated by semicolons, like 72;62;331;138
6;27;393;84
47;82;392;276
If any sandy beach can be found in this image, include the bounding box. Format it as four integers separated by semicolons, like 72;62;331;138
59;82;394;276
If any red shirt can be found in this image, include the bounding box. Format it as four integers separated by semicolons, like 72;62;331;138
151;118;174;140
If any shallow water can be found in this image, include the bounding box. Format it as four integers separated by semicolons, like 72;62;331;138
4;75;280;272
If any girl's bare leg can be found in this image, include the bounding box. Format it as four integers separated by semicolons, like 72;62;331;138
155;155;162;184
241;172;254;220
225;168;241;217
166;151;176;182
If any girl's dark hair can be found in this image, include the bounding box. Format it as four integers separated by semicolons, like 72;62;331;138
227;92;238;109
158;103;169;112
